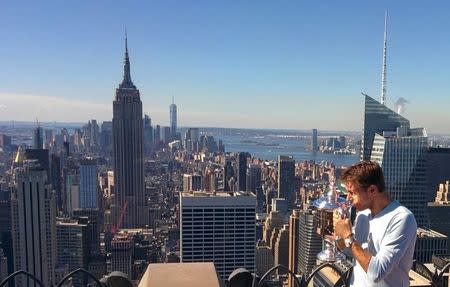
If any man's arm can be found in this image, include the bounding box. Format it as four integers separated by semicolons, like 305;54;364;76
334;218;372;272
364;213;417;282
335;212;417;282
349;239;372;272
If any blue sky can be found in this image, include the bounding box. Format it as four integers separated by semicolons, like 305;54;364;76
1;1;449;133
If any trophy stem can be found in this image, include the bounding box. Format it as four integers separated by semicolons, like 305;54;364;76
317;239;346;262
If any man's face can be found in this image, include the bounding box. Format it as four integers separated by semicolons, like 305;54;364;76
344;182;371;211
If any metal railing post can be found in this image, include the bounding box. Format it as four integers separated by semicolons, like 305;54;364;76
0;270;46;287
56;268;104;287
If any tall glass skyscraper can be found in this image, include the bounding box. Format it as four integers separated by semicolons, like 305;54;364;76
362;95;428;226
180;191;256;281
277;155;295;207
237;152;248;191
79;158;98;209
112;36;145;228
371;127;428;227
33;126;43;149
170;98;177;140
311;129;318;152
297;209;322;276
361;94;409;160
11;160;56;287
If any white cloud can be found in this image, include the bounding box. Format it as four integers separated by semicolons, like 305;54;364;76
0;92;112;122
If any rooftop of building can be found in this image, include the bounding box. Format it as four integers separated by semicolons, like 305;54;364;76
56;219;87;226
428;147;450;153
181;190;256;198
138;262;224;287
377;127;427;139
428;201;450;206
417;228;447;238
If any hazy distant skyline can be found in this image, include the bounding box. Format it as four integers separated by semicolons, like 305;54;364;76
1;1;450;133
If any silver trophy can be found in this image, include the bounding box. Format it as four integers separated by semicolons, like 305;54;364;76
311;181;351;262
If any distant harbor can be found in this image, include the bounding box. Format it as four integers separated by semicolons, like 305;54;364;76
203;128;360;167
1;123;361;167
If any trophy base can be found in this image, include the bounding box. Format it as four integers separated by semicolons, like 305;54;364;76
317;248;346;262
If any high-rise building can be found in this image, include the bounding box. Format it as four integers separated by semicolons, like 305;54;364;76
278;155;295;207
100;121;113;153
110;235;132;278
160;126;171;144
107;170;114;198
185;128;199;152
272;198;288;215
255;240;274;276
311;129;318;152
33;126;43;149
154;125;161;146
50;154;63;211
415;228;448;263
427;181;450;252
237;152;248;191
56;219;89;287
80;158;98;209
0;248;7;282
24;148;49;177
66;173;80;215
297;209;322;276
361;94;409;161
72;212;101;257
246;164;262;192
247;164;263;211
11;160;56;287
288;210;300;287
0;199;12;281
143;114;153;155
112;35;145;228
263;210;285;244
170;98;177;140
223;160;233;191
90;119;100;147
425;147;450;202
371;127;428;226
0;134;12;150
182;173;202;192
43;129;53;149
180;191;256;281
273;224;289;275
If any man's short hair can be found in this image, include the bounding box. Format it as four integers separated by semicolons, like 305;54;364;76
341;161;385;193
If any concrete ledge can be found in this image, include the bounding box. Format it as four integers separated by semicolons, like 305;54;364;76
138;262;223;287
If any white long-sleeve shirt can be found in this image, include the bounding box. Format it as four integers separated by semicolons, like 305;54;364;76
350;200;417;287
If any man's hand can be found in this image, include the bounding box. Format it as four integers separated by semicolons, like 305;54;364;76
333;210;372;272
333;210;353;239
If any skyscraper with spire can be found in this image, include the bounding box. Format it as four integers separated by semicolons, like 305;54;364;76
361;12;409;161
170;97;177;140
112;34;145;228
380;11;388;105
361;94;409;161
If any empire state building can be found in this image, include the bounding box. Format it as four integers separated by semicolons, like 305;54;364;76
112;36;145;228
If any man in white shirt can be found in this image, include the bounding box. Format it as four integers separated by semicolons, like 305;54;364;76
334;161;417;287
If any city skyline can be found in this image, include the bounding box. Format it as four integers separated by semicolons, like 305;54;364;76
1;1;450;133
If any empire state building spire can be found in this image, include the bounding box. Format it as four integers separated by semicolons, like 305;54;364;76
119;31;136;89
113;30;144;228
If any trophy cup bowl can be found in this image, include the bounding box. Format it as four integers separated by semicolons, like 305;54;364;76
311;182;350;262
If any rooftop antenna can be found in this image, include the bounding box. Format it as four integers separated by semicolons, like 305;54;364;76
380;11;388;105
125;27;128;53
